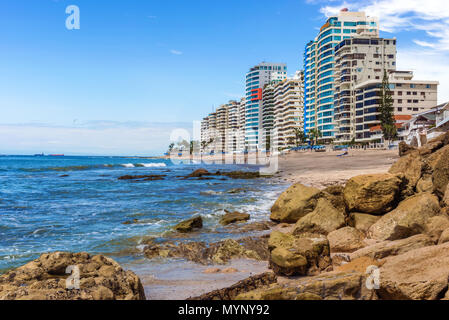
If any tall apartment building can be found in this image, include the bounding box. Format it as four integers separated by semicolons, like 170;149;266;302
237;97;246;152
354;71;439;142
272;71;305;149
333;36;397;142
304;9;379;142
245;62;287;151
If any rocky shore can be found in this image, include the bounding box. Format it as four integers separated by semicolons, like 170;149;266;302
1;133;449;300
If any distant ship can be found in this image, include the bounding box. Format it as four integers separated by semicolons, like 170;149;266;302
34;153;45;157
49;154;64;157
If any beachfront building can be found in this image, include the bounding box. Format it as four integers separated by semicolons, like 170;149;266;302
273;71;305;149
354;71;439;144
304;9;379;143
245;62;287;151
237;97;246;152
333;35;397;143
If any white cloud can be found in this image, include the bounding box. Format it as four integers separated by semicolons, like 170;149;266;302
170;49;183;55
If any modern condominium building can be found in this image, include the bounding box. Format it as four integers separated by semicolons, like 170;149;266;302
354;71;439;143
304;9;379;142
245;62;287;151
333;36;397;142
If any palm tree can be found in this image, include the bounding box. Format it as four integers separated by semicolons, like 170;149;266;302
309;128;323;147
293;128;307;147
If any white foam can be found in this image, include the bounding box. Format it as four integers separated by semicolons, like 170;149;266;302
139;163;167;168
122;163;135;168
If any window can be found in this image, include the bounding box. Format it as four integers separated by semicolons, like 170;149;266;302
410;84;416;88
413;92;417;95
398;91;402;96
398;107;403;112
398;99;402;103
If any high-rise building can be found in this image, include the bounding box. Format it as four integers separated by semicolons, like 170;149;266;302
245;62;287;151
333;35;397;142
304;9;379;142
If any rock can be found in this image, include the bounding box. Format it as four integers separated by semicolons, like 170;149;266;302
399;141;417;157
122;219;139;225
270;183;322;223
327;227;366;253
186;169;212;178
348;213;381;233
226;188;246;194
293;198;346;235
173;216;203;233
218;171;262;179
350;234;434;260
118;174;165;181
321;185;347;213
222;268;238;273
220;211;250;226
367;193;441;241
268;233;331;276
378;242;449;300
203;268;221;274
0;252;146;300
232;221;275;233
438;228;449;244
211;239;260;264
188;273;277;300
416;175;434;193
424;215;449;242
343;173;402;215
444;184;449;207
432;146;449;197
388;154;423;197
333;256;380;274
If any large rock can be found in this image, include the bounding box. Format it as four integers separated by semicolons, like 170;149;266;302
367;193;441;241
173;216;203;233
378;242;449;300
348;213;381;233
444;184;449;207
424;215;449;242
416;175;434;193
398;141;417;157
327;227;366;253
293;198;346;235
349;234;434;260
0;252;146;300
439;228;449;244
432;146;449;197
268;232;330;276
270;184;322;223
343;173;402;215
220;211;250;226
389;154;423;197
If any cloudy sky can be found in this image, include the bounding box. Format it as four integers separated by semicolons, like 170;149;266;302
0;0;447;155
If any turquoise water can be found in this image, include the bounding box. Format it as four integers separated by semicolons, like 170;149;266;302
0;155;286;272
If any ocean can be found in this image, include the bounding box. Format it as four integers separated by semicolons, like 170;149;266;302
0;155;286;274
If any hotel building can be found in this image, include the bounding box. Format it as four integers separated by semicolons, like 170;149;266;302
304;9;379;142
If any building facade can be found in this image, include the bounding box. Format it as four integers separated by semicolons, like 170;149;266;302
304;9;379;142
245;62;287;151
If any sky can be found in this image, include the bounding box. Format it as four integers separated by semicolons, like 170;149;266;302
0;0;448;155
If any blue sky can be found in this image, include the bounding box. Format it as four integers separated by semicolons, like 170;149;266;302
0;0;448;155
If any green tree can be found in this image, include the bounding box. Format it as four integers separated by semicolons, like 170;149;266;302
189;140;200;155
293;128;307;147
378;70;397;145
168;143;175;153
309;128;323;147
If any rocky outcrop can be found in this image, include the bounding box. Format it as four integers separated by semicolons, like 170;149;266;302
349;234;434;260
327;227;366;253
268;231;331;276
343;173;402;215
432;145;449;197
367;193;441;241
348;213;381;234
399;141;417;157
173;216;203;233
416;175;433;193
444;184;449;207
293;198;346;235
0;252;146;300
188;272;277;300
270;184;322;223
220;211;250;226
118;174;166;181
439;228;449;244
388;154;423;197
424;215;449;242
378;242;449;300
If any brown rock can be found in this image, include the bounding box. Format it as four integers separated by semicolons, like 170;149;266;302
270;184;322;223
416;175;434;193
350;234;434;260
399;141;417;157
0;252;146;300
424;215;449;242
293;198;346;235
173;216;203;233
444;184;449;207
438;228;449;244
186;168;212;178
378;242;449;300
368;193;441;241
203;268;221;274
327;227;366;253
389;153;423;197
334;256;381;273
220;211;250;226
432;146;449;197
349;213;381;233
344;173;402;215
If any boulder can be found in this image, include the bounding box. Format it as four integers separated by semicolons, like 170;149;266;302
270;184;322;223
220;211;250;226
367;193;440;241
388;154;423;197
327;227;366;253
173;216;203;233
349;234;434;260
343;173;402;215
378;242;449;300
398;141;417;157
321;185;347;213
424;215;449;242
416;175;434;193
432;146;449;197
444;184;449;207
268;233;331;276
0;252;146;300
186;169;212;178
293;198;346;235
348;213;381;233
438;228;449;244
